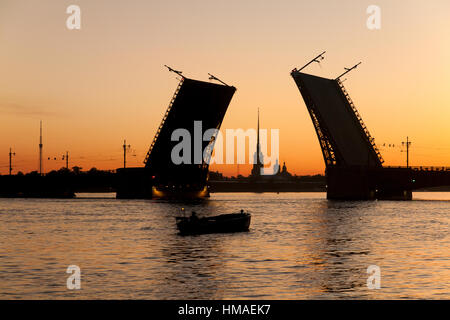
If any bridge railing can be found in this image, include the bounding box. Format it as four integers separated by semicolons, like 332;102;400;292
337;79;385;164
384;166;450;172
144;77;185;165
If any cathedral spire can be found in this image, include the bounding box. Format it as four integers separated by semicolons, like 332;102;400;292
251;108;264;178
257;107;260;165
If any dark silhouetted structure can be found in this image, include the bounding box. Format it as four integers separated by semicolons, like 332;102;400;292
250;108;264;178
116;70;236;199
291;62;450;200
9;148;15;176
39;120;43;175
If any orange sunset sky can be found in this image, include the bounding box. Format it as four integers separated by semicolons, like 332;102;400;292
1;0;450;176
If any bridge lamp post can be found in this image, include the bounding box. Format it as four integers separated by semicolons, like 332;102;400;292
123;140;131;169
402;137;412;168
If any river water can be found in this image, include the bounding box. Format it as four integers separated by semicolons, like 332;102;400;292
1;192;449;299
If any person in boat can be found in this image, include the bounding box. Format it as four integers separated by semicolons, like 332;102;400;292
240;209;244;214
190;211;199;222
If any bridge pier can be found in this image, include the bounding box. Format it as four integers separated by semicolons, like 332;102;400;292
326;167;373;200
326;167;413;201
116;167;153;199
376;189;412;201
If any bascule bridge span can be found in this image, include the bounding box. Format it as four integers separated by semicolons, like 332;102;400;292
291;55;450;200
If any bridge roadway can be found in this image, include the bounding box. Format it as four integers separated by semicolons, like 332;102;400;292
326;166;450;200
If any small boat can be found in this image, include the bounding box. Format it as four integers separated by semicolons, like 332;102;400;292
176;211;251;235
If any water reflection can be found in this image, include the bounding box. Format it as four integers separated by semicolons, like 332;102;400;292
300;201;376;297
1;193;449;299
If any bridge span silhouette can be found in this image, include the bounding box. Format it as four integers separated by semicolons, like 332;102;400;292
291;61;450;200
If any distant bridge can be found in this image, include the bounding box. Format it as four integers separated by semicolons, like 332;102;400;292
291;65;450;200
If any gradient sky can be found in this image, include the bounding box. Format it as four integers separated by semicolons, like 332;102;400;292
1;0;450;176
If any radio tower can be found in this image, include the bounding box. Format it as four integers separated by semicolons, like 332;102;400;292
39;120;43;175
64;151;69;169
9;148;16;176
123;140;131;169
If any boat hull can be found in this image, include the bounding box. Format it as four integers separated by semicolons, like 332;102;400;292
176;213;251;235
